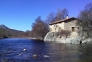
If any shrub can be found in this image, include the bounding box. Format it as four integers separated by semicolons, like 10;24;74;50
59;30;71;38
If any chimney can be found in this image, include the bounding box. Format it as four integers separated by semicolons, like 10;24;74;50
66;15;69;19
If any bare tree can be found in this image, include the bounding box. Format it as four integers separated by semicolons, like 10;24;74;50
31;16;49;40
46;12;56;24
56;8;62;21
61;8;69;19
56;8;69;21
46;8;69;25
78;3;92;37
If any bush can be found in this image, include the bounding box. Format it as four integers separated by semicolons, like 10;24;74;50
59;30;71;38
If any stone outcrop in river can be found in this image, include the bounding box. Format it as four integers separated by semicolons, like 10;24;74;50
44;32;92;44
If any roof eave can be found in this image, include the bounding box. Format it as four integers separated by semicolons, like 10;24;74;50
49;17;77;25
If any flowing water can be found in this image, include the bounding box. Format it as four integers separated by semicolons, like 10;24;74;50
0;38;92;62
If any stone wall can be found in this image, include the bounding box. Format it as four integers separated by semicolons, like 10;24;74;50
64;20;78;31
64;20;80;37
49;20;80;33
49;22;64;32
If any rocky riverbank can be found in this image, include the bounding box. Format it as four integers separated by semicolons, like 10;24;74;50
44;32;92;44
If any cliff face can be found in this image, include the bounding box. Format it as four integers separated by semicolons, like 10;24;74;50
44;32;80;44
44;32;92;44
44;32;58;42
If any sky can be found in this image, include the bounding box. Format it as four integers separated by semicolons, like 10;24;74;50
0;0;92;31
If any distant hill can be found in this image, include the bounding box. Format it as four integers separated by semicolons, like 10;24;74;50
0;25;24;37
0;25;9;29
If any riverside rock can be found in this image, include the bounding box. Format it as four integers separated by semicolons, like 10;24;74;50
23;49;26;51
33;54;38;58
82;38;92;44
44;32;92;44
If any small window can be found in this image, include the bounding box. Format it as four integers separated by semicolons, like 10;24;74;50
54;25;57;27
72;27;75;31
72;27;79;31
77;27;79;29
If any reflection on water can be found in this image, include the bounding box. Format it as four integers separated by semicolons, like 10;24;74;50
0;38;92;62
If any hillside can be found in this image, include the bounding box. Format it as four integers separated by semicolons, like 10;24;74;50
0;25;24;37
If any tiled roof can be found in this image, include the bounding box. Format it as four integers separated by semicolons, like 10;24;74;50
49;17;77;25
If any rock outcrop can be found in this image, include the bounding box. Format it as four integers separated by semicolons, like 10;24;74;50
44;32;92;44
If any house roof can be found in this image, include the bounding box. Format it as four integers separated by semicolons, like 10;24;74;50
49;17;77;25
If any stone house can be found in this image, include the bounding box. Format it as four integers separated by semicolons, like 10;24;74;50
49;16;80;37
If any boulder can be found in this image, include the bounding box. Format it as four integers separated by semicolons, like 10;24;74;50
82;38;92;44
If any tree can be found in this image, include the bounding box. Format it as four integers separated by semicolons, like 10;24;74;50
61;8;69;19
24;30;31;37
0;28;11;38
46;12;56;24
56;8;69;21
78;3;92;37
46;8;69;25
31;16;49;40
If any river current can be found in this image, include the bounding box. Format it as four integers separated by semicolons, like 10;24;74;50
0;38;92;62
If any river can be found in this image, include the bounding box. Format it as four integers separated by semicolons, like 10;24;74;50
0;38;92;62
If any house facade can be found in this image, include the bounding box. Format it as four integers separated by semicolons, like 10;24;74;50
49;17;80;37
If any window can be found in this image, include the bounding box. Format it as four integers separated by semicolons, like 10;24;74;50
72;27;79;32
77;27;79;29
72;27;75;31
